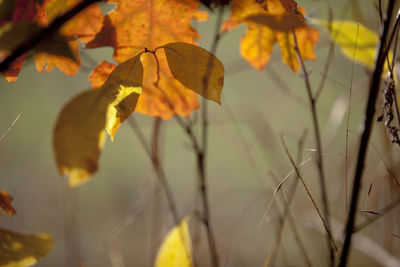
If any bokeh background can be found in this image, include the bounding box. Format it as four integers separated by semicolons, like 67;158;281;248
1;0;400;266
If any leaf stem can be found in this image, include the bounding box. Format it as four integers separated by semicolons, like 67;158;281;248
339;1;396;266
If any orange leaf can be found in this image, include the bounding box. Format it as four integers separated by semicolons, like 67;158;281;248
86;0;207;118
89;60;117;89
34;0;103;75
240;25;276;70
34;40;81;76
0;190;16;217
1;53;25;82
222;0;318;72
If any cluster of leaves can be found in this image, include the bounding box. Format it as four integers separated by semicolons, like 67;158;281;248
1;0;390;265
0;0;323;188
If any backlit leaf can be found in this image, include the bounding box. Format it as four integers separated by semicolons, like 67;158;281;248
162;42;224;104
86;0;207;118
0;228;53;267
89;60;117;89
0;190;16;217
54;54;143;187
312;19;386;70
222;0;319;72
155;217;193;267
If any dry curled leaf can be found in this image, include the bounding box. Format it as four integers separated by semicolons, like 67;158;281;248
54;54;143;187
0;190;16;217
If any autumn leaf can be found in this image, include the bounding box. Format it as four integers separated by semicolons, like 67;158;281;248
222;0;319;72
162;42;224;104
86;0;207;118
0;22;77;61
89;60;117;89
155;217;193;267
0;227;53;267
0;190;16;217
34;0;103;75
54;54;143;187
0;0;38;81
311;19;390;70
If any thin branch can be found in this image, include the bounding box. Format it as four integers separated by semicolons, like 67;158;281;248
291;29;334;266
345;24;359;218
128;117;180;224
264;131;312;267
281;136;339;258
196;6;224;267
339;1;396;266
0;112;21;142
355;198;400;232
0;0;101;72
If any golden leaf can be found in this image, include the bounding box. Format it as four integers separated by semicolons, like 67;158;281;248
54;54;143;187
155;217;193;267
162;42;224;104
0;228;53;267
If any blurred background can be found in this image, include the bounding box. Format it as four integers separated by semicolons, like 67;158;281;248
1;0;400;266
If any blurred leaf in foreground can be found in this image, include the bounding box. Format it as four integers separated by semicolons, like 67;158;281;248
155;217;193;267
311;19;393;70
222;0;319;72
0;228;53;267
54;54;143;187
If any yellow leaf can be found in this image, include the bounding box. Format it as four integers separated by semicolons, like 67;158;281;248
0;227;53;267
54;54;143;187
155;217;193;267
312;19;385;69
162;42;224;104
240;25;276;70
222;0;319;72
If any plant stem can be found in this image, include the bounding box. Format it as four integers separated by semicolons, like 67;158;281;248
339;1;396;266
198;7;224;267
291;30;334;266
0;0;100;72
128;117;180;224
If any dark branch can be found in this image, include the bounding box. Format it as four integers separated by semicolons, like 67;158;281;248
0;0;101;72
339;1;396;266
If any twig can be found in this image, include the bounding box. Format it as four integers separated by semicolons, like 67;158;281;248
291;29;334;265
339;1;396;266
196;6;224;267
264;131;311;267
345;24;359;218
281;136;339;258
0;0;101;72
314;0;334;100
128;117;180;224
355;198;400;232
0;112;21;142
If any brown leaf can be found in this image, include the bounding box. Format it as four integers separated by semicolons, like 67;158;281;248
0;190;16;217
